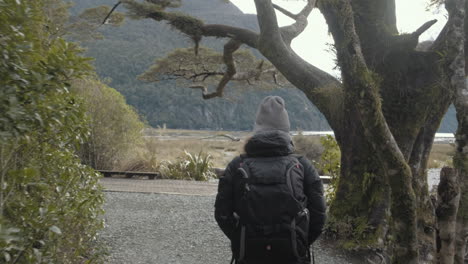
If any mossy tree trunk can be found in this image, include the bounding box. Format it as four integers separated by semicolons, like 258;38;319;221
436;168;461;264
453;0;468;259
116;0;467;262
452;97;468;264
453;100;468;264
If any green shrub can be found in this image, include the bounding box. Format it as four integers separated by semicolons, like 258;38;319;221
293;134;324;163
0;142;105;263
160;151;216;181
314;135;341;203
73;78;145;170
117;138;160;172
0;0;104;262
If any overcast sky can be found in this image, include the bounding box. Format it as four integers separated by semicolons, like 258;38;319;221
230;0;447;76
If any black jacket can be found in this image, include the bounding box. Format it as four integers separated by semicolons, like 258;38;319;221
214;131;327;246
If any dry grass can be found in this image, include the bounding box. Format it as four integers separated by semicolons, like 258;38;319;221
117;129;327;171
107;128;254;172
141;137;246;168
119;129;455;172
293;135;324;162
428;143;455;168
131;131;325;169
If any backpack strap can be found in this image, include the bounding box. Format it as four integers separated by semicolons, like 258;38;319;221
237;154;251;192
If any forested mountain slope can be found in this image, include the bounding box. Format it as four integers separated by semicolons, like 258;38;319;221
70;0;456;132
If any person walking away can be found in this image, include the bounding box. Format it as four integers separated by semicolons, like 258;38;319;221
215;96;326;264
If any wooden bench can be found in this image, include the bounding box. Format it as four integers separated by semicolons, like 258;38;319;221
97;170;161;180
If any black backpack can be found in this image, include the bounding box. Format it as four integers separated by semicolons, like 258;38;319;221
231;155;310;264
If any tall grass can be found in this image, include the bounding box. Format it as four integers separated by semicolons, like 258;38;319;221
292;134;324;163
428;143;455;168
116;136;243;181
115;132;454;183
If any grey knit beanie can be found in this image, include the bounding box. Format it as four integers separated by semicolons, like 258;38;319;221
253;96;290;133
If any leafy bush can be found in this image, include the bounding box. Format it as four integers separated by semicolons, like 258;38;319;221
314;135;341;203
73;78;145;170
0;143;105;263
0;0;104;262
160;151;216;181
117;137;161;173
293;134;324;162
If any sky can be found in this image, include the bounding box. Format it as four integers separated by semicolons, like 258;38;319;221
230;0;447;76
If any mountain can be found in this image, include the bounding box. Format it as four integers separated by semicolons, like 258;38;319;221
69;0;456;132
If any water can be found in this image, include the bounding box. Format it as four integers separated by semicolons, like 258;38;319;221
292;131;455;143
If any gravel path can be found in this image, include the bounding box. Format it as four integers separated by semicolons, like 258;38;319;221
99;169;444;263
100;178;218;196
100;191;361;264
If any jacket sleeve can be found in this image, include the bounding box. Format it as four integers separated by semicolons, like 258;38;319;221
214;159;238;240
299;156;327;244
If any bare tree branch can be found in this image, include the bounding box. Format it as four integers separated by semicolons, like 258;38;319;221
278;0;316;45
201;40;241;99
273;3;297;19
274;0;316;21
254;0;282;45
387;19;439;52
202;24;259;48
172;64;277;85
102;1;121;25
432;0;465;53
413;19;438;37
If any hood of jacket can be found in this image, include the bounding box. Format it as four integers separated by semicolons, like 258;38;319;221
244;130;294;157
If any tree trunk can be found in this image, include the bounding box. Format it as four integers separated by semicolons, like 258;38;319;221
454;221;468;264
436;167;461;264
328;104;391;249
318;1;420;261
449;0;467;262
453;104;468;264
316;0;462;261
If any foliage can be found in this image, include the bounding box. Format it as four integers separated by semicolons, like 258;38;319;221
314;135;341;203
293;133;324;163
73;78;145;170
67;5;125;42
117;137;161;172
160;150;216;181
138;46;283;87
0;143;105;263
0;10;90;139
0;0;104;262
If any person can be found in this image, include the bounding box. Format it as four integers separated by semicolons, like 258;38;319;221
215;96;327;264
